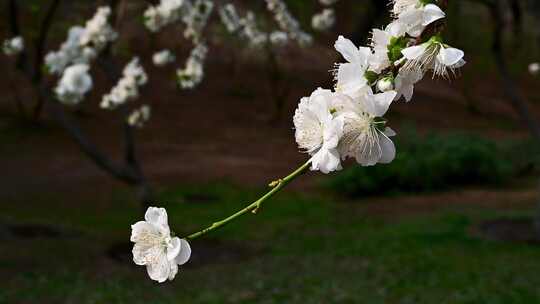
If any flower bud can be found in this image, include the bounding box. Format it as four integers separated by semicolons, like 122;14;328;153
377;78;394;92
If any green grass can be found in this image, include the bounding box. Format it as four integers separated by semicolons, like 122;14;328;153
2;183;540;303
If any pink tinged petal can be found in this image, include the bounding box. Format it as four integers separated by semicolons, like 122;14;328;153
176;239;192;266
401;44;427;60
167;237;182;261
422;4;446;26
378;133;396;164
146;252;171;283
371;91;397;117
437;47;464;66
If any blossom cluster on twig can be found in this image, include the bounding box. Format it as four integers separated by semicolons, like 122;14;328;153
47;6;117;104
295;0;465;173
130;0;465;283
101;57;148;110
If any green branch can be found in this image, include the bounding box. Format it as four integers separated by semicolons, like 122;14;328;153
185;161;312;240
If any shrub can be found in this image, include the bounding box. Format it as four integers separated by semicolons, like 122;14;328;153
326;130;515;197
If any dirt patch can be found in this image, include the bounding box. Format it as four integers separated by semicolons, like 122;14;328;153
0;222;81;240
476;218;540;244
359;188;538;219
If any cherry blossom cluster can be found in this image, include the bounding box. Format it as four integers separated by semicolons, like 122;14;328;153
312;0;339;32
176;43;207;89
144;0;190;32
3;36;24;56
311;8;336;32
101;58;148;110
49;7;117;104
54;64;93;105
294;0;465;174
131;0;464;284
218;4;269;48
127;104;152;128
45;6;116;75
265;0;313;47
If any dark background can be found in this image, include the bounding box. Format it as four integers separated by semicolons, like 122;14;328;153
2;0;540;303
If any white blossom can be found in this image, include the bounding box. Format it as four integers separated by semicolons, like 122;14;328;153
312;9;336;32
45;7;116;75
334;36;372;99
394;68;423;101
266;0;313;47
337;89;397;166
182;0;214;42
128;105;152;128
269;31;288;47
55;64;93;105
529;62;540;76
219;4;242;33
401;36;465;78
153;49;176;66
131;207;192;283
369;21;407;73
79;6;117;49
394;3;445;37
177;43;207;89
3;36;24;56
294;88;348;174
144;0;188;32
101;58;148;109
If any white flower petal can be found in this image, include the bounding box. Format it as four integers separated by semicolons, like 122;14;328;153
311;148;342;174
384;127;397;137
422;4;446;26
371;91;397;117
176;239;192;266
378;133;396;164
146;251;171;283
131;221;159;243
401;44;427;60
335;36;361;64
167;237;182;261
437;47;464;67
145;207;169;234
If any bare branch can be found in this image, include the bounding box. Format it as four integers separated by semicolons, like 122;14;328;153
33;0;61;82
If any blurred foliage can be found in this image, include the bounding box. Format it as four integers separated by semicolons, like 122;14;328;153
326;129;525;197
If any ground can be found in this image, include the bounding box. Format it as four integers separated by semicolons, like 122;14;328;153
2;2;540;302
2;183;540;303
